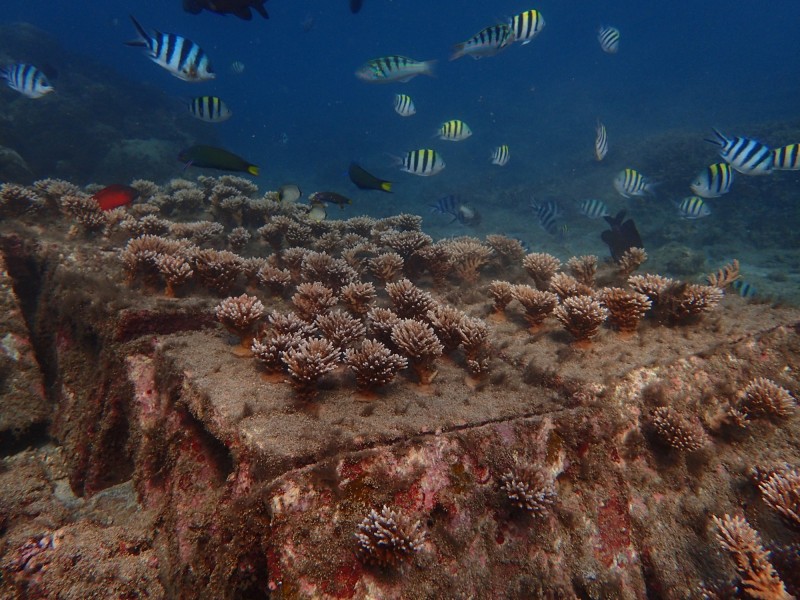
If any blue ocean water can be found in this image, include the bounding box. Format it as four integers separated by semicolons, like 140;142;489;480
2;1;800;295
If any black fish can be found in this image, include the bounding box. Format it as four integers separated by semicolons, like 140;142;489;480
179;145;259;175
600;210;643;262
348;162;393;193
350;0;364;14
309;191;352;209
183;0;269;20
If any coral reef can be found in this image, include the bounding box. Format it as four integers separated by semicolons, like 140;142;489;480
522;252;561;290
390;318;444;384
596;287;652;333
649;406;710;452
215;294;265;349
291;282;338;321
499;470;556;516
510;285;559;329
739;378;797;420
488;280;514;314
355;505;426;567
553;295;608;343
385;278;435;319
281;337;340;399
758;467;800;529
344;339;408;391
616;247;647;277
340;281;377;316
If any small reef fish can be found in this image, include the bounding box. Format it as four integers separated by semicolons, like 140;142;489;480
595;120;608;161
396;149;445;176
705;129;773;175
677;196;711;219
0;64;54;98
126;16;215;82
188;96;232;123
309;191;352;209
230;61;245;74
598;26;620;54
772;144;800;170
355;56;436;83
348;162;393;193
601;210;643;262
579;198;610;219
437;119;472;141
429;195;481;227
614;168;656;198
490;145;510;166
307;200;326;222
531;200;562;236
690;163;733;198
278;184;301;202
451;24;513;61
182;0;268;20
179;144;258;175
393;93;416;117
509;10;545;45
732;279;757;298
92;184;140;211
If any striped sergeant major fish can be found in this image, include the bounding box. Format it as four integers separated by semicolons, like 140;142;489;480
355;55;436;83
490;144;510;166
451;24;513;61
509;10;545;45
598;26;620;54
531;199;562;236
188;96;232;123
395;149;445;176
579;198;610;219
0;64;54;98
677;196;711;219
393;93;416;117
705;129;773;175
437;119;472;141
125;16;215;82
614;168;657;198
429;195;481;226
731;279;757;298
772;144;800;170
690;162;734;198
595;120;608;161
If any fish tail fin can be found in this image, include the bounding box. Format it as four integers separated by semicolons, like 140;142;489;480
126;15;149;46
449;44;466;61
645;181;660;195
248;165;260;176
386;153;403;168
422;59;437;77
704;128;726;147
381;181;393;193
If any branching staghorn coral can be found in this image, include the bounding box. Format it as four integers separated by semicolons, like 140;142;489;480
522;252;562;290
215;294;266;349
711;514;792;599
121;235;192;285
630;275;722;324
240;257;268;287
194;249;244;295
649;406;710;452
385;278;435;320
488;280;514;314
510;285;559;329
281;337;340;399
355;505;426;568
0;183;45;216
60;194;108;233
344;339;408;391
426;303;467;352
279;247;310;281
268;311;317;337
553;295;608;343
758;467;800;529
257;264;293;296
390;318;444;384
315;309;366;352
367;307;401;347
628;273;673;305
252;332;304;372
284;221;313;247
380;213;423;232
616;247;647;277
441;238;494;284
340;281;377;316
549;272;593;300
301;251;358;292
169;221;225;245
379;230;432;259
707;259;740;289
156;254;194;297
344;216;378;237
567;255;598;288
738;378;796;420
33;178;82;203
416;243;452;287
257;216;293;253
485;234;526;267
459;316;492;376
500;470;556;516
291;282;338;321
596;287;652;333
369;252;405;284
228;227;251;251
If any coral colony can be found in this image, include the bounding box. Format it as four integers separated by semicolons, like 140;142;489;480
1;175;799;598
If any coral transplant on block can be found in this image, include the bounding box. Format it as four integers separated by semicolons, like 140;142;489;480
0;176;799;599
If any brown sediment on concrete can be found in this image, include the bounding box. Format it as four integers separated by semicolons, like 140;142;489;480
0;180;799;599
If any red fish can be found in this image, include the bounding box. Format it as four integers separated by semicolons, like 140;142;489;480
92;184;139;211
